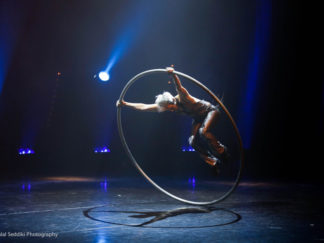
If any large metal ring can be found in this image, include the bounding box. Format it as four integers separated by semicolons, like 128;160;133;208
117;69;244;205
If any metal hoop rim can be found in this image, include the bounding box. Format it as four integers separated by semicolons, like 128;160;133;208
117;69;244;205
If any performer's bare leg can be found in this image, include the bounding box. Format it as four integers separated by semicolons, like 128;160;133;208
199;110;228;159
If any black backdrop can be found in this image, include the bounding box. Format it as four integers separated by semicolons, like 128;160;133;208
0;0;323;182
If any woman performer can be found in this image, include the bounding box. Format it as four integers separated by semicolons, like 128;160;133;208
117;66;229;173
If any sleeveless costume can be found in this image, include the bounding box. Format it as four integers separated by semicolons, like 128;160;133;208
175;99;219;122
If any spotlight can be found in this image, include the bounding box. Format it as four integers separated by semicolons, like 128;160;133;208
18;148;35;155
98;71;109;82
181;146;195;152
94;146;111;153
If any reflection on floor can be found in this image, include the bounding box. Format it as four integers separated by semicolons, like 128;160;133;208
0;177;322;242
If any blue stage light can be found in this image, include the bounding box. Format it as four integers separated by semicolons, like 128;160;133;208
18;148;35;155
98;71;109;82
100;1;152;79
100;178;108;192
21;183;31;192
94;146;111;153
181;146;195;152
188;176;196;190
238;0;271;149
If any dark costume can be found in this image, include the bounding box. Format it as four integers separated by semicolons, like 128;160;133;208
175;98;226;165
176;99;217;122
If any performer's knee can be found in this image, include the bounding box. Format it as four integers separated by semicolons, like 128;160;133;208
199;127;208;137
198;127;204;136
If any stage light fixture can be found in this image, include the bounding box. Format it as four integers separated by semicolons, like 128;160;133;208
181;146;195;152
94;146;111;153
18;148;35;155
98;71;109;82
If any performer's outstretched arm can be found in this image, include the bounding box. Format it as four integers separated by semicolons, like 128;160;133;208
116;100;159;112
166;66;196;103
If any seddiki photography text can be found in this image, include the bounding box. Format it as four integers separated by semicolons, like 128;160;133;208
0;232;58;238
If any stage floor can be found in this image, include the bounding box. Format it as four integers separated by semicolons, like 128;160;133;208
0;176;322;242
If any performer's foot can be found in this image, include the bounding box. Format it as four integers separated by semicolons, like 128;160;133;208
203;156;221;175
210;142;230;164
204;156;220;167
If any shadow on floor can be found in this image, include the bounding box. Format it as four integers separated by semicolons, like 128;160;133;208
83;205;241;228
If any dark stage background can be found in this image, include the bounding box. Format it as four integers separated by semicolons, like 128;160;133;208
0;0;323;182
